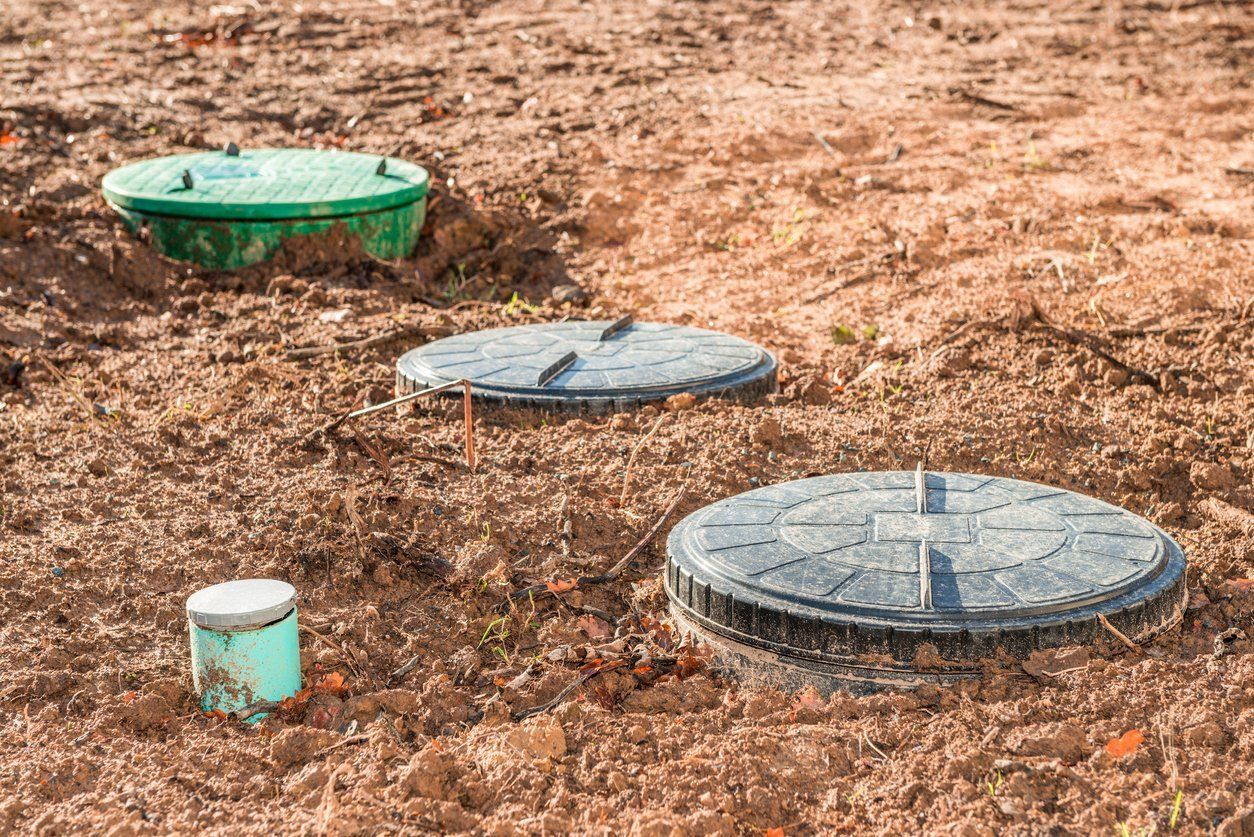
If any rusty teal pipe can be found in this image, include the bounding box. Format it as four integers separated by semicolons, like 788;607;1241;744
187;579;301;719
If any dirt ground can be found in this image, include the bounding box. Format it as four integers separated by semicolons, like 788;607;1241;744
1;0;1252;833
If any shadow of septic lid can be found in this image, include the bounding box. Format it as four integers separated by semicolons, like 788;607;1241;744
102;147;429;221
666;469;1186;690
396;317;777;412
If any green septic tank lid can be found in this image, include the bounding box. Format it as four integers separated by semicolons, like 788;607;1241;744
102;147;430;221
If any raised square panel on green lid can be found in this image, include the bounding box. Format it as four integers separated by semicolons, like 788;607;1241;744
102;148;430;221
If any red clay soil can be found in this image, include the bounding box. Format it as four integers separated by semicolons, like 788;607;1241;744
1;0;1252;833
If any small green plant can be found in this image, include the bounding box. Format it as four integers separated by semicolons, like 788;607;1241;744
477;615;511;650
831;324;857;345
770;206;810;247
479;521;492;543
984;770;1004;798
1169;790;1183;830
502;292;538;317
831;324;880;346
1023;141;1049;170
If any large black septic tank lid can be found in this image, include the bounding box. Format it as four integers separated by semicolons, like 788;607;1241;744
666;469;1187;692
396;317;776;412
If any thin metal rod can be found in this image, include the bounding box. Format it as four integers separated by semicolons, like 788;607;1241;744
349;380;465;418
345;379;476;470
461;381;476;471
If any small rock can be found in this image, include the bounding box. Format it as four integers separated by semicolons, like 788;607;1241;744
86;459;109;477
1032;349;1055;368
1022;647;1090;679
269;727;339;768
929;347;971;378
1184;720;1227;748
1156;501;1183;523
665;393;697;412
1217;809;1254;837
506;715;567;760
550;284;588;305
1008;722;1088;763
751;416;782;447
2;361;24;388
318;308;351;324
1191;461;1236;492
365;386;393;408
1103;366;1130;387
402;745;453;799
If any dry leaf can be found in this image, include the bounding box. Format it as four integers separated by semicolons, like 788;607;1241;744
765;828;786;837
577;614;613;639
1105;729;1145;758
545;578;578;594
794;688;825;712
313;671;349;697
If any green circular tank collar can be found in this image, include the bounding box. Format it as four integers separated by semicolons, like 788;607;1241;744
102;147;430;221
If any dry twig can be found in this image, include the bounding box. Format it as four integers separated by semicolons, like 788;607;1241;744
1097;613;1141;652
286;325;450;360
506;484;689;606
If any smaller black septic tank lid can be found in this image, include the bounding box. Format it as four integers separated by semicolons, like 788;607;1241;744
396;317;777;412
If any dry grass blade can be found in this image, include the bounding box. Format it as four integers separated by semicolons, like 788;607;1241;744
353;431;392;481
38;358;101;423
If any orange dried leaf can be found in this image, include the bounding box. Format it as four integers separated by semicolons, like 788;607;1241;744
120;690;139;704
576;613;613;639
794;688;825;712
1106;729;1145;758
766;828;786;837
1229;578;1253;592
545;578;578;594
0;133;20;146
311;671;350;698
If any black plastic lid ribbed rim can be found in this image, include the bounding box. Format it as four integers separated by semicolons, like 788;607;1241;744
666;471;1187;674
396;318;777;412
